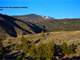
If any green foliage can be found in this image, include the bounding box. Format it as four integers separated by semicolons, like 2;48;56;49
61;42;76;55
16;55;23;60
61;42;70;55
17;35;55;60
16;35;79;60
18;36;30;54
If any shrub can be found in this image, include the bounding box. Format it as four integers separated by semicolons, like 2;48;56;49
61;42;76;55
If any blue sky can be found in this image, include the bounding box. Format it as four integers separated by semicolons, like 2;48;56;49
0;0;80;18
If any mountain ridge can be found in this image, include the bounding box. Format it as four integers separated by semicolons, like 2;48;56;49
0;13;80;39
0;13;46;39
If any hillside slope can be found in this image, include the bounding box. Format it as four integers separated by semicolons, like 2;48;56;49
14;14;80;31
0;13;80;38
0;14;46;39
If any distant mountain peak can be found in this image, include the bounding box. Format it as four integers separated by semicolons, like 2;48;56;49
27;14;40;16
26;14;42;18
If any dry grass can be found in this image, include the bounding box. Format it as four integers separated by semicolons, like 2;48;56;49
2;31;80;60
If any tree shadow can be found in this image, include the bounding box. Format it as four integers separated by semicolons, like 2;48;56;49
0;20;17;37
54;44;64;58
17;20;46;33
27;22;46;33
